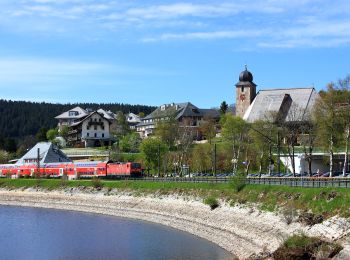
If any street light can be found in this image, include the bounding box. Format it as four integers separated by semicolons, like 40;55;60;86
231;158;238;175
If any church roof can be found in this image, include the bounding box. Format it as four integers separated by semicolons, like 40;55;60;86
15;142;72;165
243;87;317;123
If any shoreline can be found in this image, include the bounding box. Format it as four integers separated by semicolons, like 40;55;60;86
0;187;349;259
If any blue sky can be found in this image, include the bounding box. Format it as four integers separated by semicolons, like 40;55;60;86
0;0;349;108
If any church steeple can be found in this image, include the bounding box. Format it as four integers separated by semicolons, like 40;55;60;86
235;66;257;118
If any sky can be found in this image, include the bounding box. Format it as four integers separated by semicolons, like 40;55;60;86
0;0;349;108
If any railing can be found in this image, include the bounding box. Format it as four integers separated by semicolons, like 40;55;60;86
118;176;350;188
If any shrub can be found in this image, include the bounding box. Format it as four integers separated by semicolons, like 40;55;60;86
204;196;220;210
229;172;246;192
91;177;103;190
273;234;343;259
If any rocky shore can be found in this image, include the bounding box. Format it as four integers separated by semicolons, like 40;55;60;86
0;187;349;259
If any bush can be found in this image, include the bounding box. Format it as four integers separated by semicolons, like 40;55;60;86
91;177;103;190
203;196;220;210
273;234;343;259
229;172;246;192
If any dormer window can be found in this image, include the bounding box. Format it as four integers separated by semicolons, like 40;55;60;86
69;111;78;116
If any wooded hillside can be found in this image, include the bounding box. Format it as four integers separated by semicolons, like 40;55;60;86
0;99;155;139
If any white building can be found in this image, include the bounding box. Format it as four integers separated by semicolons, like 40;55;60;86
68;111;112;147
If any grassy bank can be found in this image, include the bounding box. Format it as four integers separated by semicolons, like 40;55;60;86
1;178;350;218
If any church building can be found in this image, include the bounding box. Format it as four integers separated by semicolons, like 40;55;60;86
234;66;317;123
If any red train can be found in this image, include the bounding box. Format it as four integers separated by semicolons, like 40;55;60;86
0;161;142;179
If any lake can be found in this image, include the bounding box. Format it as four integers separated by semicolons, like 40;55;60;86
0;206;232;260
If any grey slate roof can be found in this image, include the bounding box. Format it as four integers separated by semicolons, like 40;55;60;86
55;106;88;119
243;87;317;123
16;142;72;165
97;109;116;120
142;102;219;121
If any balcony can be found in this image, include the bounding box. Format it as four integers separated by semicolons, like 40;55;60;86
68;129;78;135
88;121;104;126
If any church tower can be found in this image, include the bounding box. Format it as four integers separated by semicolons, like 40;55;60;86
235;66;257;118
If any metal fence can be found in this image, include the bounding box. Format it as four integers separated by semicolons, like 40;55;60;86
246;177;350;188
123;176;350;188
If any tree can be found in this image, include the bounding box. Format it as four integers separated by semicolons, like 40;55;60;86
119;132;142;153
140;138;168;175
313;84;344;177
337;75;350;176
200;119;216;144
279;105;305;176
220;101;228;115
4;138;17;153
59;126;69;139
221;114;248;173
155;117;179;149
250;120;275;176
111;111;130;139
0;150;10;164
46;128;58;141
300;115;316;176
138;112;145;118
36;127;48;142
190;144;212;173
173;126;195;176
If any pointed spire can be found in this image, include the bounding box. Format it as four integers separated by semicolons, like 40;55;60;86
245;64;248;71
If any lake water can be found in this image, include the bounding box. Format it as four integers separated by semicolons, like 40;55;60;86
0;206;232;260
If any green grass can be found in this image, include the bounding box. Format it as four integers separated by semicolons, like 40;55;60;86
2;178;350;218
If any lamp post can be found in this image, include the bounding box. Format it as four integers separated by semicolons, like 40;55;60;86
231;158;238;175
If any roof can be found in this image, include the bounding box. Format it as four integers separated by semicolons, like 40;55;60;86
97;109;116;120
71;111;113;127
15;142;72;165
126;113;141;123
243;87;317;123
55;106;88;119
143;102;220;121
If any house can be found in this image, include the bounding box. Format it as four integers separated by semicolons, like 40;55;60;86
136;102;220;138
55;106;89;131
16;142;71;165
126;113;141;130
67;111;112;147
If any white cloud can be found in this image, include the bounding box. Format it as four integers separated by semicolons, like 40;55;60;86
0;1;350;48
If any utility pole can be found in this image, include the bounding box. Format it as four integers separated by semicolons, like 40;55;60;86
37;148;40;178
213;143;217;176
158;144;161;177
277;131;281;174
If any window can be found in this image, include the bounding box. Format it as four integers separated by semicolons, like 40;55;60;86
94;133;97;138
87;133;89;137
87;126;90;130
241;86;244;92
99;118;101;122
102;133;104;138
94;126;97;130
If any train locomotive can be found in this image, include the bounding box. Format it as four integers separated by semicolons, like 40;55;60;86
0;161;142;179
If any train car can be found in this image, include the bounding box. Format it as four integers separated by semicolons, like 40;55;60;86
74;161;107;178
0;164;17;177
42;162;76;178
106;162;142;177
0;161;142;179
